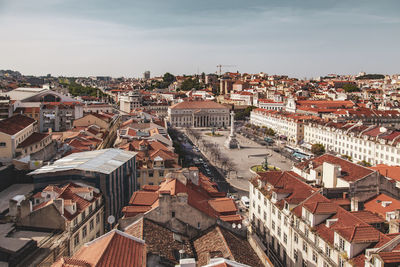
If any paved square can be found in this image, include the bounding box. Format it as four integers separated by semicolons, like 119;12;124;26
199;129;293;191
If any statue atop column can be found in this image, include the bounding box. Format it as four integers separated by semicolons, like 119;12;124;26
225;111;239;149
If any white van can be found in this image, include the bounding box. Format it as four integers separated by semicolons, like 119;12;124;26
241;196;250;209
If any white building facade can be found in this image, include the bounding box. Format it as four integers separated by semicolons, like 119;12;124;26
168;101;230;128
304;122;400;165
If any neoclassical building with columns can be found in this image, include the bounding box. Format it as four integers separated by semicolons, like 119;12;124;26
168;100;230;128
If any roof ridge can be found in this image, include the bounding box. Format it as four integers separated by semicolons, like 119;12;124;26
216;226;235;262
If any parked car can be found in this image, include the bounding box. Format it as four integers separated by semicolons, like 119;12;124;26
241;196;250;209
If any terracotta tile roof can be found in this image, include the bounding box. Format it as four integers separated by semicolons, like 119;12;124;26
304;201;337;215
0;114;36;135
257;171;316;206
129;191;158;206
379;251;400;263
295;154;375;182
193;226;263;267
123;171;240;222
122;206;152;217
170;100;228;110
350;211;385;225
336;225;380;243
53;230;146;267
370;164;400;182
364;193;400;219
142;185;159;191
125;218;193;265
208;198;238;214
17;132;49;148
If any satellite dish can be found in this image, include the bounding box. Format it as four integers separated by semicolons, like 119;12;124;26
232;223;236;228
107;215;115;225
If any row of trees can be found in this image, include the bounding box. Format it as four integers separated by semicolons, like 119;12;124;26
186;128;237;178
59;79;105;97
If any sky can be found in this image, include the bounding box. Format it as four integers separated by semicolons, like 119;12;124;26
0;0;399;78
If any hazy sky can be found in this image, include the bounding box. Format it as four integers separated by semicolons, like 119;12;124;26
0;0;399;78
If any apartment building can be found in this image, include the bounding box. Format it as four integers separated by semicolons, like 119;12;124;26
119;90;142;113
0;114;39;163
11;183;104;256
304;121;400;165
230;91;254;105
40;102;83;132
250;108;314;145
249;170;400;267
119;139;180;188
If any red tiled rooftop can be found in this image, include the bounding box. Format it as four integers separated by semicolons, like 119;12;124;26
17;132;49;148
296;154;375;182
53;230;146;267
0;114;36;135
370;164;400;182
364;193;400;218
129;191;158;206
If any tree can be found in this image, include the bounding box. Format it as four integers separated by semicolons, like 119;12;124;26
180;77;202;91
343;83;360;93
311;143;325;156
235;106;257;121
163;72;175;84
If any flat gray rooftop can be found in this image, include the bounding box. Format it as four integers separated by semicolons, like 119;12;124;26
0;184;34;214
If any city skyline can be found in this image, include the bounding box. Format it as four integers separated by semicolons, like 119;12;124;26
0;0;399;78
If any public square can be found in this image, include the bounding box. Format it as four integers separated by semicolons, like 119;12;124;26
199;129;294;191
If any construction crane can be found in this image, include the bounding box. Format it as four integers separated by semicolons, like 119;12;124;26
216;64;237;76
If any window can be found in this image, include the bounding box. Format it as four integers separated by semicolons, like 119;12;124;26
81;210;86;221
82;226;87;238
263;211;267;221
284;217;287;226
294;233;298;243
258;205;261;214
0;142;6;147
304;227;309;238
284;233;287;244
89;205;93;214
303;241;308;253
159;171;164;177
272;206;276;215
96;213;100;224
323;262;329;267
74;218;78;226
172;211;175;217
149;171;154;177
312;251;317;263
272;221;275;231
339;237;345;251
90;219;94;231
325;245;331;257
74;234;79;247
339;258;344;267
277;227;281;237
278;212;281;220
302;260;308;267
294;250;298;262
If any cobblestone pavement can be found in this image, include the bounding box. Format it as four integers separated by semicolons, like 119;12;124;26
200;130;294;192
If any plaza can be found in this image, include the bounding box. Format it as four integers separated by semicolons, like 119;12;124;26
196;129;293;191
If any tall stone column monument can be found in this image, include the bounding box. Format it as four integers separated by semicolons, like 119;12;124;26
225;111;239;149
